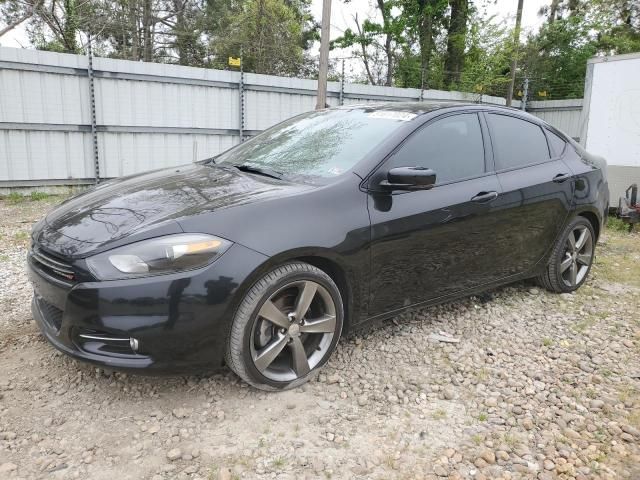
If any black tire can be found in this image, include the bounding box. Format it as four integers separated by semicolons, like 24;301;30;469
225;262;343;391
537;216;596;293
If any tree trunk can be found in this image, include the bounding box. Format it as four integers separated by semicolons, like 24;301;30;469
129;0;139;60
444;0;468;88
63;0;78;53
418;0;434;89
506;0;524;106
376;0;393;86
548;0;560;23
174;0;188;65
354;15;376;85
143;0;153;62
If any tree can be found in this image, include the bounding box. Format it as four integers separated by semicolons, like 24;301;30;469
212;0;307;76
520;14;597;99
332;0;405;86
459;11;513;97
444;0;469;87
403;0;448;89
0;0;92;53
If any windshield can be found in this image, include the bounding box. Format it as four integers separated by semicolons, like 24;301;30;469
215;107;415;178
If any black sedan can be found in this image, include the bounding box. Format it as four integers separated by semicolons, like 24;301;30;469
28;103;609;390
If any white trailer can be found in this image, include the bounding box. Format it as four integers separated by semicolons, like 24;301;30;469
579;52;640;202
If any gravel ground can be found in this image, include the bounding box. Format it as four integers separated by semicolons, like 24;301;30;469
1;196;639;480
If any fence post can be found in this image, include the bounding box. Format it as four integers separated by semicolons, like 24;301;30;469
339;58;345;106
521;77;529;111
87;34;100;183
238;47;245;143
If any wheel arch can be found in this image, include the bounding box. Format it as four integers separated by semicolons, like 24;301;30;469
292;255;353;334
576;209;601;240
234;248;358;336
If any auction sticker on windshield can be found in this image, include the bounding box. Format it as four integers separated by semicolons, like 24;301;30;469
367;111;417;121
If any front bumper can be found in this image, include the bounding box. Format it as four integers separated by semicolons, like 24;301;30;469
28;243;268;373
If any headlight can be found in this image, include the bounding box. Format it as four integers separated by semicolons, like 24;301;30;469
86;234;232;280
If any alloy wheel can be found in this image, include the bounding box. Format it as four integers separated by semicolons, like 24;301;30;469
560;225;593;288
250;280;337;382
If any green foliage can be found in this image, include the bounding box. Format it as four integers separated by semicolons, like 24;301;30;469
30;191;50;201
212;0;307;76
607;216;630;233
5;192;25;204
521;14;597;100
457;12;513;96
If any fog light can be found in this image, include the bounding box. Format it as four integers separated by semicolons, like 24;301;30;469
130;337;139;352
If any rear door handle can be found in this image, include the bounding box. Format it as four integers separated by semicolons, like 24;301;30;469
553;173;571;183
471;191;498;203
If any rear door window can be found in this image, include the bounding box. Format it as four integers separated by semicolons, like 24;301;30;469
487;114;551;170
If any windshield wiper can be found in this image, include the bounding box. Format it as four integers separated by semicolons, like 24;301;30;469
233;164;283;180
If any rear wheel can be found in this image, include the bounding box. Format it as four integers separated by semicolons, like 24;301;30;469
226;262;343;391
538;217;595;293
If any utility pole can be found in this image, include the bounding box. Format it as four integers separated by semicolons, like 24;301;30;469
239;46;244;142
316;0;332;110
506;0;524;107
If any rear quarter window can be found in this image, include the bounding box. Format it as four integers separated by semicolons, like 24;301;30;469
546;130;567;157
487;114;551;170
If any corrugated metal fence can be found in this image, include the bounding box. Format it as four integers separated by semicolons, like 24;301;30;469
0;47;583;187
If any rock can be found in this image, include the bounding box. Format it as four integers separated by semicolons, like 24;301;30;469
578;362;593;373
479;449;496;465
522;417;534;430
433;464;448;477
496;451;509;461
474;458;488;469
556;463;575;475
443;388;455;400
217;467;232;480
621;432;634;442
172;408;190;419
357;395;369;406
484;397;498;408
543;459;555;470
563;428;581;440
166;448;182;461
0;463;17;474
621;425;640;437
589;400;605;410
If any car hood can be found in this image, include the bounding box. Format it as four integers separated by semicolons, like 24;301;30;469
36;163;311;257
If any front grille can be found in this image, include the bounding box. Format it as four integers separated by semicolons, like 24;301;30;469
36;296;63;331
30;245;75;283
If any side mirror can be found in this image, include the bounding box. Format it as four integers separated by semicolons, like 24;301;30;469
380;166;436;191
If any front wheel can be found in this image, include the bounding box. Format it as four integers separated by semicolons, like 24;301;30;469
538;217;596;293
225;262;343;391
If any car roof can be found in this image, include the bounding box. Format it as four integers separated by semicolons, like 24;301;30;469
336;101;529;117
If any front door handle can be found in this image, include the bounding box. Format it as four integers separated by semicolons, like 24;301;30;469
471;191;498;203
553;173;571;183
